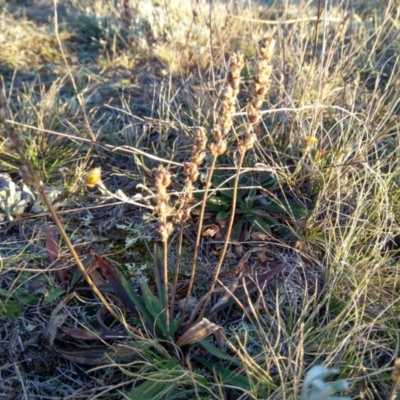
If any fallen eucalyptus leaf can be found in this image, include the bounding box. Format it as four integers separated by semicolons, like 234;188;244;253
45;313;68;346
176;318;222;347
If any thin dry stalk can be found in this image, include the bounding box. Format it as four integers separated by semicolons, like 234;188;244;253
389;358;400;400
0;89;6;125
196;38;275;321
171;128;207;319
196;137;255;320
181;53;244;323
0;87;137;334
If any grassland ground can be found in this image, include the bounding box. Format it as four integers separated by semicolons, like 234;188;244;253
1;0;400;399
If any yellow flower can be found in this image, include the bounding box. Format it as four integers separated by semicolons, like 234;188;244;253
304;136;318;148
86;167;102;187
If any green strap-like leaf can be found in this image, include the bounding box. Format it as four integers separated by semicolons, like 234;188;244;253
193;356;250;391
128;358;179;400
93;252;140;318
120;276;154;324
198;339;241;366
43;287;66;305
138;279;168;337
128;380;172;400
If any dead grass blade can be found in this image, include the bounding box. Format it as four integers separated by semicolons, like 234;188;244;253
59;327;129;341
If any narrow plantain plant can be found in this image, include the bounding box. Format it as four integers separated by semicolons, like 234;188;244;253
0;38;292;398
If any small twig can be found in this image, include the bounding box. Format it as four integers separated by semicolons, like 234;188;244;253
6;120;184;166
230;14;343;25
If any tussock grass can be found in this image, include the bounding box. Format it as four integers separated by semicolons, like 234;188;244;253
1;0;400;399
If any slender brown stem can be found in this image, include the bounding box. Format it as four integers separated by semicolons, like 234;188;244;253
16;149;137;333
389;379;400;400
163;239;170;335
169;219;184;323
179;155;217;328
196;151;245;320
40;193;129;326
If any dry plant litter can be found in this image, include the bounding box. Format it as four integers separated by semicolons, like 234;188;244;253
0;0;400;399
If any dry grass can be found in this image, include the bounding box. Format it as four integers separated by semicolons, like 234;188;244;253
1;0;400;399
